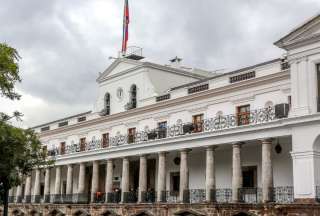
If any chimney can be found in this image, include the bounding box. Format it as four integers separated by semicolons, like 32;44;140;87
169;56;182;68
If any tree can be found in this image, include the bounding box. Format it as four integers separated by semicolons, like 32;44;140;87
0;120;50;216
0;43;21;100
0;43;52;216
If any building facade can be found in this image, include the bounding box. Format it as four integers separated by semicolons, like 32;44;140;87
6;14;320;216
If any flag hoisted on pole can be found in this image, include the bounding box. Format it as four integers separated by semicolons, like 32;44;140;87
122;0;130;55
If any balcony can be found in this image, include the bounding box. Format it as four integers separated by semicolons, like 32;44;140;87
9;187;294;205
48;106;286;157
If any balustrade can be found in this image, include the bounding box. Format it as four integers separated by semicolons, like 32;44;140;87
48;107;276;157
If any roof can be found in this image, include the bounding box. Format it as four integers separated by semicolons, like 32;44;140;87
96;58;214;83
31;111;92;129
170;58;281;91
274;13;320;48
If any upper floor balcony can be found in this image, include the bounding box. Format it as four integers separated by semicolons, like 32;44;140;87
47;104;290;157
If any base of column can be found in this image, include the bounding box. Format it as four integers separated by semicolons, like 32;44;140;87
180;190;190;203
157;191;166;203
294;198;318;204
206;189;216;203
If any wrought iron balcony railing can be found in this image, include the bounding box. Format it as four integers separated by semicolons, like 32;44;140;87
48;106;279;157
11;187;294;205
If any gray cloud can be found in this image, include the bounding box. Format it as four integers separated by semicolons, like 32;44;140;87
1;0;319;126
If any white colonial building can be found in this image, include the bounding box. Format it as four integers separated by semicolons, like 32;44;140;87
7;14;320;216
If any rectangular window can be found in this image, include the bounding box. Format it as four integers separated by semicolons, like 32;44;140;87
78;116;86;122
188;84;209;94
40;183;45;196
58;121;68;127
80;138;86;151
102;133;109;148
62;181;67;194
156;94;171;102
60;142;66;155
41;126;50;132
237;105;250;126
288;95;292;108
128;128;136;144
157;121;167;138
192;114;204;133
242;166;257;188
170;172;180;195
317;64;320;112
230;71;255;83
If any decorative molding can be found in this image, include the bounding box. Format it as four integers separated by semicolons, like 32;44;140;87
230;94;255;105
39;71;290;138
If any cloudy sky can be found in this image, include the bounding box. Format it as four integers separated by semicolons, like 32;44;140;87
1;0;320;127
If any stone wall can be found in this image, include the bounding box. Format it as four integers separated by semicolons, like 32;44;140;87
4;203;320;216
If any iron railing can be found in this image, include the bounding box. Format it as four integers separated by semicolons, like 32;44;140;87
48;107;277;157
273;186;294;203
239;188;262;203
140;191;156;203
122;191;138;203
215;189;232;203
189;189;206;203
106;191;121;203
11;187;295;204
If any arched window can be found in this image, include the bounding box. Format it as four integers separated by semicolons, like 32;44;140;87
265;101;273;108
104;93;111;115
216;111;223;117
130;84;137;109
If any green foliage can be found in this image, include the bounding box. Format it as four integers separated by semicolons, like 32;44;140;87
0;43;21;100
0;121;53;188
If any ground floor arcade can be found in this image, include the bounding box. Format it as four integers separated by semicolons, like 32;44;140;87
8;137;293;206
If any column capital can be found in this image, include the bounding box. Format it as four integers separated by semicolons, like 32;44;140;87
139;154;149;158
180;148;192;153
259;138;274;144
107;159;114;163
158;151;168;156
232;142;244;147
206;146;218;151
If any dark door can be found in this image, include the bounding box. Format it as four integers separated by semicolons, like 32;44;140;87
242;166;257;188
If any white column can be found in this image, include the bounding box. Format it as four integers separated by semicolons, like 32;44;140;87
15;185;22;203
24;175;31;202
54;166;61;195
121;157;130;203
206;146;216;202
179;149;189;202
138;155;147;202
105;159;114;203
44;168;50;202
232;143;242;202
261;139;273;202
78;163;86;194
91;161;99;202
157;152;167;202
66;164;73;195
33;169;41;202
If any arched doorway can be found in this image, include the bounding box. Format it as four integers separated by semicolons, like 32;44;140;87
174;209;205;216
49;209;65;216
101;210;119;216
12;209;25;216
73;209;90;216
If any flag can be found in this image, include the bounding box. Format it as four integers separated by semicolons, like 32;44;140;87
122;0;129;54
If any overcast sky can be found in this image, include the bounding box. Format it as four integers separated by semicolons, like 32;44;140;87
1;0;320;127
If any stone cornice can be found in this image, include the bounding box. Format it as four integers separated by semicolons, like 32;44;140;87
39;71;290;138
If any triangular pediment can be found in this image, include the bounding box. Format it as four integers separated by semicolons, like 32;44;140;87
96;58;143;83
275;14;320;50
